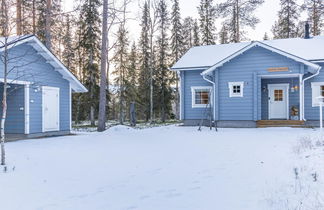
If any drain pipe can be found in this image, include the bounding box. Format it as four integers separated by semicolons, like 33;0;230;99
302;66;322;121
201;73;216;121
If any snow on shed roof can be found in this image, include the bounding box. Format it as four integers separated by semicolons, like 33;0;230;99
0;35;87;93
171;36;324;70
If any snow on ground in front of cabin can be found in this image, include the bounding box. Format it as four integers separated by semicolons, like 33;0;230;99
0;125;323;210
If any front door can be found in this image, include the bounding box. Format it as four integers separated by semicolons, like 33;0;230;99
42;86;60;132
268;84;289;119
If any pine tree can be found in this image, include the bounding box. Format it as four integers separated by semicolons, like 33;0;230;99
193;19;200;46
263;32;269;40
198;0;216;45
170;0;183;120
156;0;172;122
78;0;101;126
125;42;138;113
62;14;75;74
182;16;194;51
303;0;324;36
216;0;265;43
170;0;184;63
112;24;129;124
138;2;151;121
219;24;229;44
272;0;301;39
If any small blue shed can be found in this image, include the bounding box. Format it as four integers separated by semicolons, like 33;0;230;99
171;34;324;127
0;35;87;138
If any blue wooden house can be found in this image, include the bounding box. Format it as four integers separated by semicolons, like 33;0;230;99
171;32;324;127
0;35;87;138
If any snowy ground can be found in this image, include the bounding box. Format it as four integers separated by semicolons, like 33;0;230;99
0;125;323;210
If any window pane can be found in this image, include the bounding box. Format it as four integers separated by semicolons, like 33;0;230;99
321;86;324;97
232;85;241;94
194;89;209;105
274;89;283;101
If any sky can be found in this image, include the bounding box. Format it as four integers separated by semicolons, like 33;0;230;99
62;0;306;42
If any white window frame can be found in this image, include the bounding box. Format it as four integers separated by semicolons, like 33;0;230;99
191;86;213;108
228;82;244;97
311;82;324;107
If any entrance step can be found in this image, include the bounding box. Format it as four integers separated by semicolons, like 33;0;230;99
257;120;305;128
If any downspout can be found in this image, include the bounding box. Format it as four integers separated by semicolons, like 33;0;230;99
302;66;322;121
201;73;216;121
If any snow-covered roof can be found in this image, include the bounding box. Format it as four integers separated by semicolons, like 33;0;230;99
0;35;87;93
171;36;324;70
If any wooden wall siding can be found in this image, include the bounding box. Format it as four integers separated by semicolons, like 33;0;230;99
261;78;300;120
0;44;71;133
217;46;301;121
304;63;324;120
0;85;25;133
183;70;212;119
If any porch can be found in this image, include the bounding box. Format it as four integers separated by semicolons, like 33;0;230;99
260;75;303;121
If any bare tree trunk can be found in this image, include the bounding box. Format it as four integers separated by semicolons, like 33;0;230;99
149;14;154;123
45;0;52;49
90;106;95;126
175;72;179;119
16;0;22;35
32;0;36;34
97;0;108;132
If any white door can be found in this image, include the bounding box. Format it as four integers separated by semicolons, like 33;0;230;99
268;84;289;119
42;86;60;132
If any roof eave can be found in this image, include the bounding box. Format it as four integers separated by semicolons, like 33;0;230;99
202;41;321;76
1;35;87;93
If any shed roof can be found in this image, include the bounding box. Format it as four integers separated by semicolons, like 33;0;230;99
0;35;87;93
171;36;324;70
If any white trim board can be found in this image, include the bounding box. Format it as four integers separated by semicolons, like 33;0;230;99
228;82;244;97
268;83;289;120
311;82;324;107
0;78;31;85
191;86;213;108
24;84;30;134
259;73;302;79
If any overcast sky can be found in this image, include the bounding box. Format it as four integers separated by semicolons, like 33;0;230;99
62;0;307;42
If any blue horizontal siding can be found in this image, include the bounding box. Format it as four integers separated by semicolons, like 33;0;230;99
217;46;302;121
0;43;71;134
183;70;212;119
0;85;25;133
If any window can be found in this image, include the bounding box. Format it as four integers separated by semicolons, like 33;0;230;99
274;89;283;101
191;86;212;108
228;82;244;97
311;82;324;107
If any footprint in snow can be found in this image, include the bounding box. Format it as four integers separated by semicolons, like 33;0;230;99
139;195;150;200
125;206;137;210
188;186;201;191
165;192;182;198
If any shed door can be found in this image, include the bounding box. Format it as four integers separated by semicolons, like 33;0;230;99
268;84;288;120
42;86;60;132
